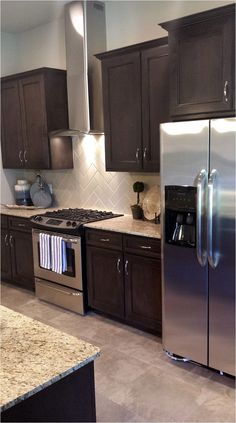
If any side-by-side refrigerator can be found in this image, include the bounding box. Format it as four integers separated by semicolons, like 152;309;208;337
160;118;235;376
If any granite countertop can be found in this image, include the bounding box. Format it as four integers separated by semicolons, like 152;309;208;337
1;206;162;239
0;205;59;218
85;215;161;239
0;306;100;412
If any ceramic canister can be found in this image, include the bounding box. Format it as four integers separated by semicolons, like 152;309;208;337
14;180;32;206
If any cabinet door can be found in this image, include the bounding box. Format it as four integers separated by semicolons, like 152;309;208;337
1;80;24;168
170;13;235;118
10;230;34;290
1;230;12;281
102;52;142;171
87;246;124;318
19;74;50;169
142;45;169;172
125;254;162;333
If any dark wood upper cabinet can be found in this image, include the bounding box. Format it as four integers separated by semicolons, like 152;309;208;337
101;52;142;172
1;68;73;169
160;4;235;120
96;38;169;172
142;45;169;171
19;74;50;169
1;80;24;168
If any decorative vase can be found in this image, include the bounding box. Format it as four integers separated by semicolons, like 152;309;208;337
131;204;143;220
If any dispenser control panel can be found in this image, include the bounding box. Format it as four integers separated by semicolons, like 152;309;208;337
165;185;197;248
165;186;196;212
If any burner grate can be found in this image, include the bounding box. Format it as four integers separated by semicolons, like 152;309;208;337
44;208;121;223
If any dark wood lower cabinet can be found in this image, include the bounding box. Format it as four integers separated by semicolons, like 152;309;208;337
1;215;34;291
1;229;12;281
10;230;34;290
1;362;96;422
125;253;162;332
87;246;124;318
86;229;162;334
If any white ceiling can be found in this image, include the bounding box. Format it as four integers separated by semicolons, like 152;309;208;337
1;1;71;33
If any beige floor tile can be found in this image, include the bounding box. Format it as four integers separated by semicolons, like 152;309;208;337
1;282;235;423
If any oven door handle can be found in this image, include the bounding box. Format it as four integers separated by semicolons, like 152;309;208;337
63;238;78;244
33;230;78;245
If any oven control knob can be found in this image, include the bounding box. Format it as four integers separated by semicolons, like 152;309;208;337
72;221;77;227
66;221;72;226
35;216;43;221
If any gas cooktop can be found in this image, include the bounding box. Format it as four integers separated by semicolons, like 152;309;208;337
31;208;123;233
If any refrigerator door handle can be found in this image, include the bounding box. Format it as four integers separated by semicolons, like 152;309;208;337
207;169;219;269
196;169;208;267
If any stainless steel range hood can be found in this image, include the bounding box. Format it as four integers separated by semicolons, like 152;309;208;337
52;1;106;136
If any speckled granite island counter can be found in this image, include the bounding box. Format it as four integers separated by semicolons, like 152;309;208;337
1;306;100;422
84;215;161;238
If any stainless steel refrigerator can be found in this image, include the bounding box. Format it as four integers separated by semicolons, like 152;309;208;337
160;118;235;376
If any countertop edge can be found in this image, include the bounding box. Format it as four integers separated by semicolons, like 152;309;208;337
1;209;161;239
1;351;100;413
84;222;161;239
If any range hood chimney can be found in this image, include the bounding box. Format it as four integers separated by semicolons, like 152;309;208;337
53;1;106;136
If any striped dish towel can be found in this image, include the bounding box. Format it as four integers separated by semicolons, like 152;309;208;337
51;235;67;274
39;233;51;270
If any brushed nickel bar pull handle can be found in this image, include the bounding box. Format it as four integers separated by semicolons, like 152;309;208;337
139;245;151;250
125;259;128;276
207;169;219;269
136;148;140;162
18;223;26;227
65;239;78;244
196;169;207;267
19;150;23;163
9;235;13;248
24;150;28;163
4;234;9;246
100;238;110;242
117;258;121;273
143;147;147;160
223;80;229;103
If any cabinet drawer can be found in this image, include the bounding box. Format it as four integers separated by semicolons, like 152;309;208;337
123;235;161;258
1;214;8;229
86;229;122;251
35;279;84;315
9;217;32;232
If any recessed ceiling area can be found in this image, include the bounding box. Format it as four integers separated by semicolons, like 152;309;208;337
1;1;71;33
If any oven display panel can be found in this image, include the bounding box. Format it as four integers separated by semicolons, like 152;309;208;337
46;219;63;225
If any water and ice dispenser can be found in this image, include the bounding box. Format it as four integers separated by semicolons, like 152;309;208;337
165;186;197;248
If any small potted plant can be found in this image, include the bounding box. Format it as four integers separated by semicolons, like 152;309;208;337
131;181;144;219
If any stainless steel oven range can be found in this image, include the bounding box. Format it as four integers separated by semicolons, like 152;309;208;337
31;208;122;314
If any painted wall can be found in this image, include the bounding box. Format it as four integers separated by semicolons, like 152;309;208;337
105;0;233;49
1;32;18;76
1;0;233;209
1;19;66;77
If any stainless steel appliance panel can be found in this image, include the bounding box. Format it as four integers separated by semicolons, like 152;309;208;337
32;229;83;291
160;120;209;364
208;118;235;375
35;278;84;315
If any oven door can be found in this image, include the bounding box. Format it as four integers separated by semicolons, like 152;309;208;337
32;229;83;291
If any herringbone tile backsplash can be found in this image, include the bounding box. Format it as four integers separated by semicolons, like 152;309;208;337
29;135;160;215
